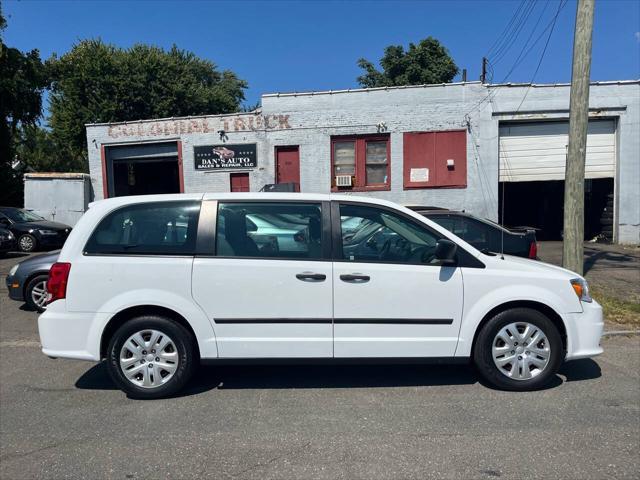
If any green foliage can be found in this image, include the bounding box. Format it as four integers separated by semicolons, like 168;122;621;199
0;5;48;205
13;124;78;172
47;40;248;168
357;37;459;88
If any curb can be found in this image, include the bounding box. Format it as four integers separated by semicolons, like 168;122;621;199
602;330;640;337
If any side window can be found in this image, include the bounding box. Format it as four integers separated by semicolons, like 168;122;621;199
84;201;201;255
216;202;324;260
339;204;441;264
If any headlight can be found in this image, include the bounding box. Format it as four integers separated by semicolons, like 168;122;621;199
570;278;592;303
8;264;19;277
38;229;58;235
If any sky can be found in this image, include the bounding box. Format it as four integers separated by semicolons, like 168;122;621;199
3;0;639;111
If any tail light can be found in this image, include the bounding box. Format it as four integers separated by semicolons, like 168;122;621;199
528;241;538;259
47;262;71;304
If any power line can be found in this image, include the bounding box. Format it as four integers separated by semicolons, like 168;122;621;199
463;0;568;118
485;0;528;58
513;0;566;113
495;0;551;68
490;0;539;65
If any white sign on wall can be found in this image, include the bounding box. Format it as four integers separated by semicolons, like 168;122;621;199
410;168;429;183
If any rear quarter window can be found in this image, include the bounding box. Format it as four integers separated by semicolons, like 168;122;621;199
84;201;201;255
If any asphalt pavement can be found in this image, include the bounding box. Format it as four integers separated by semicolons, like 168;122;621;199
0;251;639;479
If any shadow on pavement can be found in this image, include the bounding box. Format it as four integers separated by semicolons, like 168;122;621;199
75;358;602;398
583;248;637;274
1;252;29;260
559;358;602;382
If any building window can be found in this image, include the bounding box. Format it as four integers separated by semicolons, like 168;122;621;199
331;135;390;191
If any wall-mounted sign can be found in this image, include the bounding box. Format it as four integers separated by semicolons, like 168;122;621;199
194;144;257;170
107;115;291;139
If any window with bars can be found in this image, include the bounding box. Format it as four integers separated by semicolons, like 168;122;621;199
331;135;390;190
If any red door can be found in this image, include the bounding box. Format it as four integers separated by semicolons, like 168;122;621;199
230;172;250;192
276;146;300;191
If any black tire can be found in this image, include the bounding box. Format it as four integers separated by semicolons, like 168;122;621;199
17;233;37;252
24;274;49;313
473;308;563;391
106;315;197;399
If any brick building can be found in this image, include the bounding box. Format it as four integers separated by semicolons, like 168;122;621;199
85;80;640;244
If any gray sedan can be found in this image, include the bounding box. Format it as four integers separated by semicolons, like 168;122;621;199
5;251;59;312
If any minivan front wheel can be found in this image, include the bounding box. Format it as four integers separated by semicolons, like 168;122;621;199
106;315;196;399
473;308;563;391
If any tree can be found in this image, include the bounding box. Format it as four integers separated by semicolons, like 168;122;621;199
13;124;70;172
47;39;248;170
0;6;48;205
357;37;459;88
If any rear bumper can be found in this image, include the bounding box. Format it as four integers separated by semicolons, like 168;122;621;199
564;300;604;361
37;300;104;361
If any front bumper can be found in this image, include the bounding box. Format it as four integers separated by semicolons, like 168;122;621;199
564;300;604;361
5;274;24;301
37;234;68;248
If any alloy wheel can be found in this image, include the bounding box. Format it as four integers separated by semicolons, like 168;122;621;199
119;329;179;389
19;235;35;252
30;280;48;309
491;322;551;380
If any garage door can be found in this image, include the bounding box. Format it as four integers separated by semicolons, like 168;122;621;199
499;120;616;182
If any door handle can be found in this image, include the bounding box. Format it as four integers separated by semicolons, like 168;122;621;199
296;272;327;282
340;274;370;283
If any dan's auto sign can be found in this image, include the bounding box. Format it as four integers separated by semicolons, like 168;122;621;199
194;144;257;170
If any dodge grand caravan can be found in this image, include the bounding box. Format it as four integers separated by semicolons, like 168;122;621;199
38;193;603;399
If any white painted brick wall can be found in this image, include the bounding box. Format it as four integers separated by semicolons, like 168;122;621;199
86;81;640;244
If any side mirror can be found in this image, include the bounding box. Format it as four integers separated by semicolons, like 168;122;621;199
0;218;9;227
434;239;457;265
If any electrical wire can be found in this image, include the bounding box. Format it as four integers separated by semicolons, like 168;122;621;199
490;0;539;66
485;0;529;59
513;0;565;113
495;0;551;68
498;0;566;254
463;0;568;118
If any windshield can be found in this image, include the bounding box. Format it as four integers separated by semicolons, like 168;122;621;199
1;208;45;223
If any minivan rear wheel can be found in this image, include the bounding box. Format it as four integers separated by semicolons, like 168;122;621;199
106;315;196;399
473;308;563;391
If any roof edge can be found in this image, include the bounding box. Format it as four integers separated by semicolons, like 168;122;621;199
262;81;483;98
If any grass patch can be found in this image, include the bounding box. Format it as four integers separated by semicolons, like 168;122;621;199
591;286;640;327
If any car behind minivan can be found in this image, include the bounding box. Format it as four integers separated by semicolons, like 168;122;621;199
38;193;603;399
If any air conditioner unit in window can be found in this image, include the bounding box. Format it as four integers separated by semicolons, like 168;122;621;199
335;175;353;187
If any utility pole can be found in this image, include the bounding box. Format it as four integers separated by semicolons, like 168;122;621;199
480;57;488;83
563;0;595;275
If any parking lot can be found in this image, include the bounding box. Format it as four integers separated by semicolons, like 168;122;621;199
1;249;639;479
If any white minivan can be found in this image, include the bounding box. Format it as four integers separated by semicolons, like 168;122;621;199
38;193;603;399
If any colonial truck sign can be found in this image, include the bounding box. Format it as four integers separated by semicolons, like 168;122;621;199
194;144;258;170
